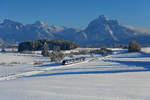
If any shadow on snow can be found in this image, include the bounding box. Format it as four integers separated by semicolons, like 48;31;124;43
27;60;150;78
26;51;150;78
36;62;62;67
113;52;150;58
105;60;150;70
26;69;149;78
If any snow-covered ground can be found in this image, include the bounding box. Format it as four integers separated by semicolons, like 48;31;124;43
0;48;150;100
141;47;150;53
0;53;50;78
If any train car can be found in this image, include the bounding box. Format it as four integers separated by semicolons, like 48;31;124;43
62;57;86;65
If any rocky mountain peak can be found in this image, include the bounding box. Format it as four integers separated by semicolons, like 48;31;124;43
33;20;46;27
99;15;109;21
86;15;111;29
3;19;23;25
3;19;15;24
83;15;138;46
1;19;24;29
34;21;44;25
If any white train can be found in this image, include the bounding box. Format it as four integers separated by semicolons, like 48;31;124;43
62;57;86;65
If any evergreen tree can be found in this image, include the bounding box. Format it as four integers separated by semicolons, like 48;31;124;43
1;47;5;52
41;42;50;56
1;44;6;52
128;40;141;52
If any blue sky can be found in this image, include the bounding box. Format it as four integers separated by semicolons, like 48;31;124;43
0;0;150;28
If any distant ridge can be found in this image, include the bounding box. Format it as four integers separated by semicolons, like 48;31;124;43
0;15;150;47
125;26;150;34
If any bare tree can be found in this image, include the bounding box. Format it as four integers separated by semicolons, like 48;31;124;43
49;51;64;62
49;46;63;62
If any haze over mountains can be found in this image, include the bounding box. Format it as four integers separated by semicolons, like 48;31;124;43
0;15;150;47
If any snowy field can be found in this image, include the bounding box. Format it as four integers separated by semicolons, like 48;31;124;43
0;48;150;100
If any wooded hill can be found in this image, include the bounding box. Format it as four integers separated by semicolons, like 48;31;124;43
18;39;77;52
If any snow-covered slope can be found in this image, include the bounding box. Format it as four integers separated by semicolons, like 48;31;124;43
0;48;150;100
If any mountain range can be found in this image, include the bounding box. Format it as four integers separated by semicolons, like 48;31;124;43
0;15;150;47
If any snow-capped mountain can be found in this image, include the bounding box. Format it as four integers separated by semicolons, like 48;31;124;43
0;19;64;43
80;15;137;46
0;15;150;47
0;19;85;44
74;15;150;47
